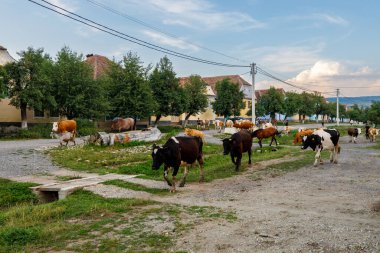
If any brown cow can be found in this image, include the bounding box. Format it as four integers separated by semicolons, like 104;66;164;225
347;128;361;143
111;117;134;132
184;128;205;140
293;129;314;144
251;127;279;148
52;120;77;138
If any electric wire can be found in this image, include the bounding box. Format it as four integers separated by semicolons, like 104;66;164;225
85;0;250;64
28;0;250;68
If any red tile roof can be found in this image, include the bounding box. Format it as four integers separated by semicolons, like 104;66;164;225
179;75;251;94
255;88;285;100
84;54;112;80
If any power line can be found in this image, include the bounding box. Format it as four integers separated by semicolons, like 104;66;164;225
85;0;249;64
28;0;250;68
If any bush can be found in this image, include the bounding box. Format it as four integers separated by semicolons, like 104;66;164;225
76;119;97;136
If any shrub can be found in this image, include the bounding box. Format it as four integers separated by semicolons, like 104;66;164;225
76;119;97;136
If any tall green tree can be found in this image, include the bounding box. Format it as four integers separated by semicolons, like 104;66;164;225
182;75;208;126
51;46;108;119
212;78;244;118
283;91;301;119
257;87;285;120
313;93;328;122
149;56;186;125
298;92;316;122
3;47;54;129
367;101;380;125
108;52;156;128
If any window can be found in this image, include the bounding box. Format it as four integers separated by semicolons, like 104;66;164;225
49;108;59;118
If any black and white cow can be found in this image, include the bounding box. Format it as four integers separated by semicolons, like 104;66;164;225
152;136;204;192
301;129;340;167
347;128;361;143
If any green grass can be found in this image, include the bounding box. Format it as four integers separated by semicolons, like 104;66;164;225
0;178;39;209
103;179;169;195
49;138;304;183
0;179;238;252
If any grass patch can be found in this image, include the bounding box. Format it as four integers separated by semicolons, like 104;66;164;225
0;178;39;209
0;181;237;252
365;141;380;150
103;179;169;195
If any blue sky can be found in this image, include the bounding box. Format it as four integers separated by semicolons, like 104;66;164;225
1;0;380;97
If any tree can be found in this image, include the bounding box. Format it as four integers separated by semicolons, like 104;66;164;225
313;93;328;122
3;47;54;129
149;56;186;125
108;52;156;128
298;92;316;123
256;87;285;120
283;91;301;119
367;101;380;125
182;75;208;126
51;46;108;119
0;65;8;98
212;78;244;118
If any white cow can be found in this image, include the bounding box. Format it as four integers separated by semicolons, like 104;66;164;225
51;132;76;146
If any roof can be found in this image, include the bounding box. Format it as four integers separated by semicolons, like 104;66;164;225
84;54;112;80
0;45;15;66
255;88;285;100
180;75;251;97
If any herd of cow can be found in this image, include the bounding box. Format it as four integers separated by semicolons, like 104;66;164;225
49;118;378;192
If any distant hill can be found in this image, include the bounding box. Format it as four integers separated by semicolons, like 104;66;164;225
326;96;380;107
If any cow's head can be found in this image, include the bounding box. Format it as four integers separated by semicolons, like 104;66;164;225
151;144;169;170
357;128;362;135
222;138;232;155
301;134;321;151
52;122;59;132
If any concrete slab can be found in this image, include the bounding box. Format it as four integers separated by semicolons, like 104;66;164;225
31;173;138;202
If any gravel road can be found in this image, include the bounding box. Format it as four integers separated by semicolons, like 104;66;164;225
0;138;83;178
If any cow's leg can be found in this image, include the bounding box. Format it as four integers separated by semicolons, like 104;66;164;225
163;166;172;186
273;137;278;146
314;148;321;167
198;154;205;183
230;153;236;164
171;167;180;192
248;148;252;164
258;139;263;148
235;153;242;171
333;146;339;164
179;165;188;187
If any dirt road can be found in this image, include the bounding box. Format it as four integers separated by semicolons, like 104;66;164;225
157;135;380;252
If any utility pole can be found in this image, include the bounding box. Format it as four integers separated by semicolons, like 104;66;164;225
336;88;340;126
251;63;256;123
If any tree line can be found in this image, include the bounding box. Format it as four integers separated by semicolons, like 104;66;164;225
0;46;247;129
249;87;380;125
1;46;378;129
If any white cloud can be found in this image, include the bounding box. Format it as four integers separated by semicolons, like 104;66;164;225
285;61;380;96
145;0;264;31
313;14;349;25
250;44;324;73
48;0;78;12
143;30;199;51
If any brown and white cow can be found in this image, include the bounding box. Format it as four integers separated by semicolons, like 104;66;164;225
213;120;224;133
368;128;379;142
301;129;340;167
347;128;361;143
51;120;77;145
